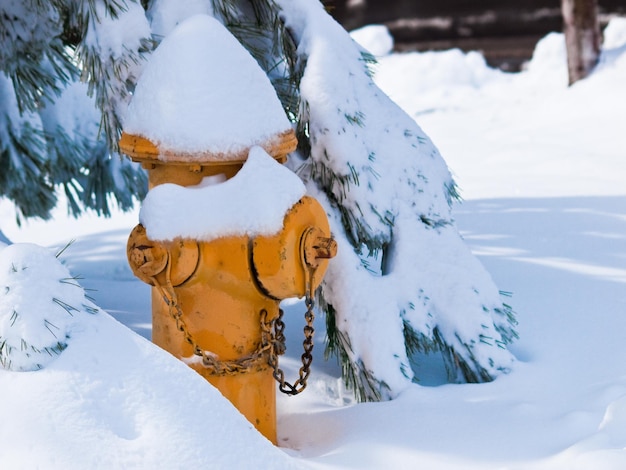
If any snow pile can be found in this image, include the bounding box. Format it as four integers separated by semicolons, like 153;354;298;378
374;18;626;200
603;16;626;48
140;147;306;241
350;24;394;56
523;32;569;86
123;14;292;157
374;46;505;116
596;16;626;76
0;243;298;469
0;244;98;371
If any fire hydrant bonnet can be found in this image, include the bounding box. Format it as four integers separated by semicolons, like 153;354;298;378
121;14;295;164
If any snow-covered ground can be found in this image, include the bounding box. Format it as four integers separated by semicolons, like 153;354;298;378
1;18;626;469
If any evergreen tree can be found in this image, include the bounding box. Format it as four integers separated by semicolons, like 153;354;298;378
2;0;518;401
0;0;150;224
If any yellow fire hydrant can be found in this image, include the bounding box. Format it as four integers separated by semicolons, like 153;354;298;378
121;130;336;444
118;14;336;443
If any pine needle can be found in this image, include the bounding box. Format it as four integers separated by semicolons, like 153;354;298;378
55;240;75;258
82;303;99;315
52;298;79;316
44;319;60;338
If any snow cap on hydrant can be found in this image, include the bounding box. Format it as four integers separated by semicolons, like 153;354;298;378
120;14;336;445
120;13;296;164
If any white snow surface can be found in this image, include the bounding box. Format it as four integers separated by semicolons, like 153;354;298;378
1;18;626;470
349;24;394;56
147;0;215;38
0;243;295;468
140;146;306;241
123;14;292;157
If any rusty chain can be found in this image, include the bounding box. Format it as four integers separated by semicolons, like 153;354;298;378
149;260;316;394
262;267;316;395
150;272;271;375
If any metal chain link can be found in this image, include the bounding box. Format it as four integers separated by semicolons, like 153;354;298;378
264;265;317;395
151;276;272;375
149;261;316;392
262;289;315;395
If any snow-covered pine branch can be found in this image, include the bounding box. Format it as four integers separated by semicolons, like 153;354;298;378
0;243;99;371
276;0;518;399
0;0;150;222
75;0;153;151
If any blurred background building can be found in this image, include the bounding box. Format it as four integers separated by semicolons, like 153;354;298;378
326;0;626;70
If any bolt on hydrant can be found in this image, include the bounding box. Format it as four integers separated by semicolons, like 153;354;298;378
119;15;336;444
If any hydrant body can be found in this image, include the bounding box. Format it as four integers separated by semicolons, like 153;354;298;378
119;14;336;444
124;134;335;444
150;235;281;442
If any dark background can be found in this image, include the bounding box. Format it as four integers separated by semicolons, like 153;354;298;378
325;0;626;70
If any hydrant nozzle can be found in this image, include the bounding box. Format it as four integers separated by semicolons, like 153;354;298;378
127;224;199;287
302;227;338;268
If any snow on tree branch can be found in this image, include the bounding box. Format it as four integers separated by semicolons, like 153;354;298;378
277;0;517;400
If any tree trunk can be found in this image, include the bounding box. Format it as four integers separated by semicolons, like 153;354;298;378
561;0;601;85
